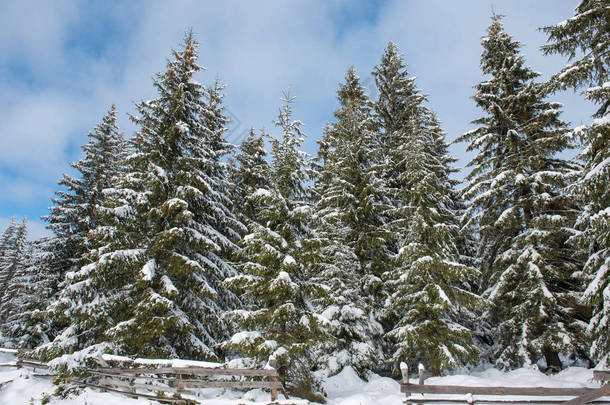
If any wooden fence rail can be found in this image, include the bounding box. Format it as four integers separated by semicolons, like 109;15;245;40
91;355;283;404
0;349;284;404
400;363;610;405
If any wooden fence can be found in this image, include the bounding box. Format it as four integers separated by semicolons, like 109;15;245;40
400;363;610;405
89;355;283;404
0;349;284;405
5;347;610;405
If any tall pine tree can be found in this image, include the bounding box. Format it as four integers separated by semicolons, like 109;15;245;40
458;15;586;370
223;92;323;391
0;218;28;330
231;128;272;223
542;0;610;367
42;31;243;361
1;237;55;348
304;68;386;376
384;111;480;375
43;105;124;280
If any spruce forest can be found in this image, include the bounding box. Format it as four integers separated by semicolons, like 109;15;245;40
0;0;608;396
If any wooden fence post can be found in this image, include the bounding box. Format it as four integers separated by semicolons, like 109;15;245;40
268;356;279;402
417;363;425;405
401;362;411;405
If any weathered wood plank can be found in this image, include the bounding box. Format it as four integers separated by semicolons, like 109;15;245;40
400;384;601;396
404;398;610;404
100;377;196;395
559;385;610;405
593;371;610;382
180;380;283;389
93;382;196;404
99;374;282;390
17;360;49;369
91;370;184;382
31;373;57;378
95;366;277;377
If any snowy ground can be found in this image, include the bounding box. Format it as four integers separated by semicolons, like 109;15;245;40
0;352;607;405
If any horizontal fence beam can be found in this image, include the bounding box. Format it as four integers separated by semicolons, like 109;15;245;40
179;380;283;389
594;371;610;382
560;386;610;405
99;376;281;390
95;366;278;377
100;377;196;395
401;384;601;396
17;360;48;369
404;398;610;404
90;370;281;388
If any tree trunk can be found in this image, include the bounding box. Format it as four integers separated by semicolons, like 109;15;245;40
543;347;562;373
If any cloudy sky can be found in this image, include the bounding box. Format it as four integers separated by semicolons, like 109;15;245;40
0;0;592;239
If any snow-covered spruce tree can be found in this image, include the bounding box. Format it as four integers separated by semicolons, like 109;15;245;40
0;218;29;328
330;68;392;293
42;105;124;289
384;114;481;376
542;0;610;367
42;31;243;361
105;31;242;359
37;106;127;356
0;218;19;347
0;218;18;292
1;237;56;348
372;41;427;166
37;134;147;360
231;128;272;223
303;68;386;377
0;218;31;346
222;92;323;392
458;15;586;370
372;43;434;292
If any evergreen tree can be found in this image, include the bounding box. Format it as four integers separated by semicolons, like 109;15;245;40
232;128;272;222
270;91;312;202
42;31;243;360
0;218;28;325
384;114;480;375
372;43;438;331
542;0;610;367
304;69;386;376
223;93;322;389
373;42;428;164
329;68;392;290
458;15;586;370
38;106;127;356
0;218;29;329
0;218;18;294
43;105;124;284
1;237;54;348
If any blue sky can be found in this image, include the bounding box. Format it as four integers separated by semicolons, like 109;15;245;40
0;0;592;239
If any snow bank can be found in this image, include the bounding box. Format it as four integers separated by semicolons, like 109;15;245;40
323;366;404;404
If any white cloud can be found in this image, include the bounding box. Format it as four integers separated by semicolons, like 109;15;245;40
0;0;591;225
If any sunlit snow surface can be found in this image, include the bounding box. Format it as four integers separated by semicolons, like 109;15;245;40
0;352;607;405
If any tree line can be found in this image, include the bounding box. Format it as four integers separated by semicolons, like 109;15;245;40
0;1;607;394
